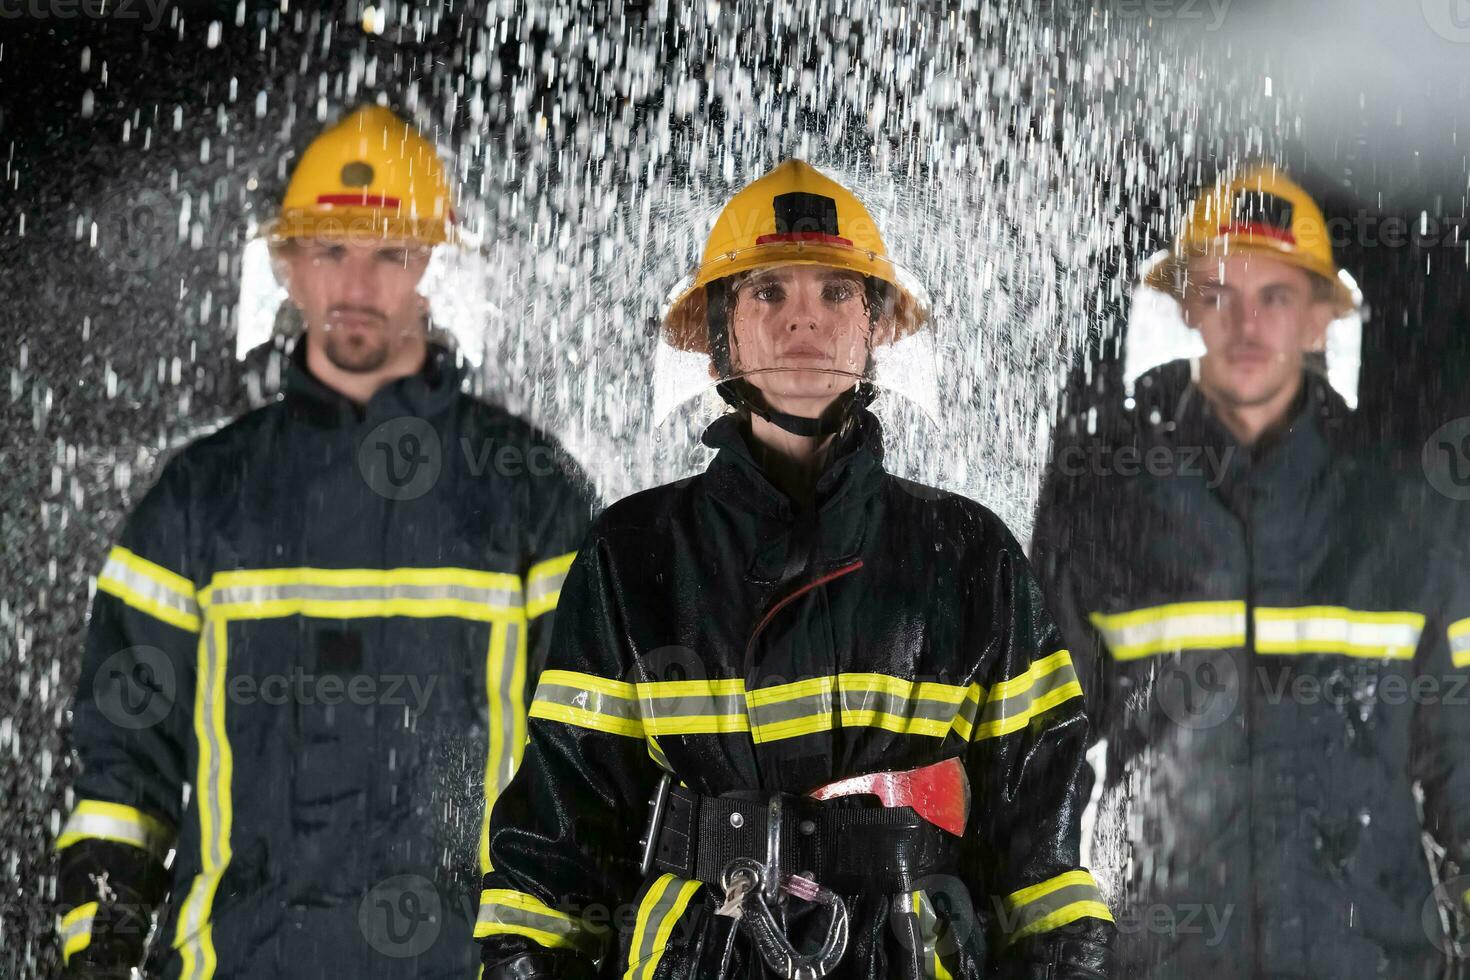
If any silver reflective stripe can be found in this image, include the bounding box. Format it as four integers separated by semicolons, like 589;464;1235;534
526;568;569;609
1451;620;1470;667
58;804;171;861
482;619;524;872
749;689;834;730
624;875;703;980
1090;602;1247;661
533;677;641;724
838;686;957;726
59;903;96;962
476;891;601;959
1002;870;1113;944
207;581;522;608
912;890;953;980
1255;608;1423;658
640;688;747;722
1009;882;1104;935
98;550;200;629
978;660;1080;729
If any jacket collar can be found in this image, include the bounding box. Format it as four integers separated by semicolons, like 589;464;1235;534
283;337;464;428
700;408;887;520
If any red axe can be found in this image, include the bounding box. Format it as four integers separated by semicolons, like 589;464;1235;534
807;756;971;837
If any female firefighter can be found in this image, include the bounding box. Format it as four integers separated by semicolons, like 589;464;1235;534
474;160;1116;979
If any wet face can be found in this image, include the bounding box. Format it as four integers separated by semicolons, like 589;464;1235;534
1180;253;1335;410
280;238;433;373
726;264;877;417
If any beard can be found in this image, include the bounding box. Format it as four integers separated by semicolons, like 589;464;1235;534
321;321;392;373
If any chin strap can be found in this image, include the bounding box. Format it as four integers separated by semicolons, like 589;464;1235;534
715;380;874;437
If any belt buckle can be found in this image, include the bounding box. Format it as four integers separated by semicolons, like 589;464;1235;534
638;772;674;877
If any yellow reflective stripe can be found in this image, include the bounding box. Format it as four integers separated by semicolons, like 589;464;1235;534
174;617;232;980
482;616;527;872
200;566;523;620
1002;870;1113;945
1450;618;1470;668
911;890;954;980
59;902;98;964
57;799;174;860
1090;601;1247;660
475;889;604;958
838;674;974;739
748;676;834;742
531;670;644;738
639;678;750;736
97;545;200;632
526;551;577;618
1254;606;1424;659
624;874;703;980
971;651;1083;741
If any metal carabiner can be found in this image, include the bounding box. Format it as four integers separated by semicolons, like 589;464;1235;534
738;869;850;980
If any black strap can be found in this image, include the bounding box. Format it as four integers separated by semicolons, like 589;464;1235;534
651;787;958;894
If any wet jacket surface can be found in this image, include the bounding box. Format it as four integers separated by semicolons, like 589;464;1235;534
477;410;1116;979
1032;361;1470;979
56;341;594;979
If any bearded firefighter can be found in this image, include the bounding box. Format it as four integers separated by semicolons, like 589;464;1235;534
54;105;594;978
1032;165;1470;978
474;160;1116;979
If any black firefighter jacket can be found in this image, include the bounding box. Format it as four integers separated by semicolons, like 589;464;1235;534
1031;360;1470;979
476;409;1117;979
56;341;594;979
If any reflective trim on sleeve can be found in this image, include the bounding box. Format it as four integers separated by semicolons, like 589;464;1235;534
1089;601;1247;661
475;889;605;959
530;670;645;738
526;551;577;619
1001;869;1114;945
56;799;175;861
97;546;200;632
969;650;1083;741
623;874;703;980
200;566;524;620
59;902;98;965
1446;618;1470;668
1254;606;1424;660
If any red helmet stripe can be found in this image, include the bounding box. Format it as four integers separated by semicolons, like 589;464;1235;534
1218;221;1296;246
315;193;403;208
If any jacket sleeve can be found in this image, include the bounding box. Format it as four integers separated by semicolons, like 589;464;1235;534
56;456;197;973
1411;540;1470;912
477;530;661;978
968;528;1115;979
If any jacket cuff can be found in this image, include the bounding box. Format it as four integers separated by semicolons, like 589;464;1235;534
56;839;168;971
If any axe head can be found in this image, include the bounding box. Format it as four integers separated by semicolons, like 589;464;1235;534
807;756;970;837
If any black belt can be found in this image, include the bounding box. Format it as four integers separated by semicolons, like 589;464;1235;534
648;784;958;894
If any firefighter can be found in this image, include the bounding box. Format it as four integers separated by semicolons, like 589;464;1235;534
1031;165;1470;978
474;160;1116;979
54;105;594;978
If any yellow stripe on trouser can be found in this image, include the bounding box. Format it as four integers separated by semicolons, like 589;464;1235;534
910;890;954;980
624;874;703;980
57;799;175;860
59;902;98;964
482;615;527;872
1002;870;1113;945
475;889;605;959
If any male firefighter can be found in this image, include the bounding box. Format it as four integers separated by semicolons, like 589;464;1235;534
1032;165;1470;978
54;105;594;978
474;160;1115;979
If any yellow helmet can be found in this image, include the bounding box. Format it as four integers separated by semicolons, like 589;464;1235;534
1145;164;1356;316
661;159;928;353
265;105;455;246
